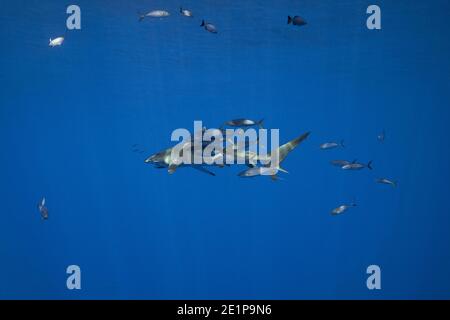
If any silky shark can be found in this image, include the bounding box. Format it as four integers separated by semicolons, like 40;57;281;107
144;124;310;178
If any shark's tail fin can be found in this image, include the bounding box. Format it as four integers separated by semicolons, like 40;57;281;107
367;160;373;170
200;20;205;27
138;14;145;22
274;131;311;164
287;16;292;24
340;139;345;148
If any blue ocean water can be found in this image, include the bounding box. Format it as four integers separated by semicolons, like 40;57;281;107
1;0;450;299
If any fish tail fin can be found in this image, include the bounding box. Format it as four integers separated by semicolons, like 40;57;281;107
200;20;205;27
287;16;292;24
340;140;345;148
367;160;373;170
393;180;398;187
138;15;145;22
257;118;264;129
180;7;182;13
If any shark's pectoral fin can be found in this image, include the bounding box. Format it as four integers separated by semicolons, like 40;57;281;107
192;165;216;176
168;164;178;174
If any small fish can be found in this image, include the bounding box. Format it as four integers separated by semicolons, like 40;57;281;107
139;10;170;21
330;159;354;167
223;119;264;128
342;160;373;170
49;37;64;47
377;130;385;143
287;16;307;26
376;178;397;187
320;140;344;150
238;166;279;178
180;7;193;17
200;20;217;33
38;197;48;220
331;203;356;215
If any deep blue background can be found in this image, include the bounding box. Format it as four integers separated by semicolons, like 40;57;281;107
1;0;450;299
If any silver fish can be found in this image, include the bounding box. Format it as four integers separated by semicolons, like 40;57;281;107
49;37;64;47
320;140;344;150
180;8;193;17
139;10;170;21
38;197;48;220
376;178;397;187
331;203;356;215
330;159;354;167
238;166;279;178
342;160;372;170
223;118;264;128
287;16;307;26
200;20;217;33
